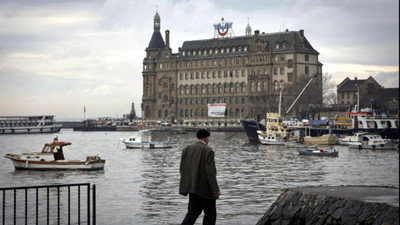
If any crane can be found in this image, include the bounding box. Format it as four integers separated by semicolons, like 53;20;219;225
285;73;318;115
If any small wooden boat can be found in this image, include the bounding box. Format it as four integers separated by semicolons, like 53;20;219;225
303;134;338;145
4;137;105;170
120;129;176;149
297;148;339;157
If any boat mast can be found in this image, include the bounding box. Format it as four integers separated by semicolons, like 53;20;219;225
285;73;318;115
278;83;283;117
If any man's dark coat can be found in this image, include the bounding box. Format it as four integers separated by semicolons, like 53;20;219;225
179;141;220;200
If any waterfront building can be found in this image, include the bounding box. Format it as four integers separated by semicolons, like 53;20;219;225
337;76;399;115
142;12;323;125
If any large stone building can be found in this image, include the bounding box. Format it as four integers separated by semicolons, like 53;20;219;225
142;12;323;125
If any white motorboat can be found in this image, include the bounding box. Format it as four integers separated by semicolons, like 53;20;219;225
120;129;176;149
4;137;105;170
339;132;370;145
348;134;399;150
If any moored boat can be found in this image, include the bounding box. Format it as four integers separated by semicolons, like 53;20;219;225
120;129;177;149
257;112;292;145
348;134;399;150
297;148;338;157
4;137;105;170
339;132;370;145
0;115;62;134
303;134;338;145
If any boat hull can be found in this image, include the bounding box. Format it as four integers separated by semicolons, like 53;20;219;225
303;134;338;145
240;120;266;143
348;142;399;150
297;149;338;157
0;125;62;134
7;159;105;170
122;141;176;149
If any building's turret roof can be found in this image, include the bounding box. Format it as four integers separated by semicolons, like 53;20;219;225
147;32;165;50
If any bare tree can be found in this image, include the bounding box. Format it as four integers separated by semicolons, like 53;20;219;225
322;73;337;104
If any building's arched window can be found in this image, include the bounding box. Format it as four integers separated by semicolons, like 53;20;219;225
213;84;217;94
201;109;205;117
196;84;200;94
230;108;234;117
207;84;211;94
163;95;168;101
164;110;168;118
242;98;245;104
218;83;222;94
257;82;261;92
158;110;162;118
250;82;255;92
202;84;206;94
185;85;189;95
185;109;189;117
230;82;234;93
180;109;183;117
242;82;246;93
236;82;240;93
180;85;184;95
191;85;195;95
236;108;240;117
224;83;229;93
262;81;266;91
241;108;245;117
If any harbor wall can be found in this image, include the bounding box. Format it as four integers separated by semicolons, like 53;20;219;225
256;186;399;225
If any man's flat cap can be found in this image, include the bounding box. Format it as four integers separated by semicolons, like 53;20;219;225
196;129;211;139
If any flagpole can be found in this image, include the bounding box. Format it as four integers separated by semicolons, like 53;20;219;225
84;105;86;120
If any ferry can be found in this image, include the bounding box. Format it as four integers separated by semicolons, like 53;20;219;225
0;115;62;134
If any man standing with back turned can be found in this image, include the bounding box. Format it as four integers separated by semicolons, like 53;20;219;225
179;129;220;225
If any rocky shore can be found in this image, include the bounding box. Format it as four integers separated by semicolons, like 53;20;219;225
256;186;399;225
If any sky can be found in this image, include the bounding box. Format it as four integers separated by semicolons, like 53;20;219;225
0;0;398;120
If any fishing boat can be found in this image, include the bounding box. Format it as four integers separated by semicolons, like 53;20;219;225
257;113;291;145
4;137;105;170
0;115;62;134
297;148;338;157
120;129;177;149
348;134;399;150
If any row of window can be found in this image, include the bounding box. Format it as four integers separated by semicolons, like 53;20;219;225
182;46;248;57
179;67;293;81
179;97;246;105
178;81;286;96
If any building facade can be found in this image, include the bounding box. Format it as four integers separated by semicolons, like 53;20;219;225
142;12;323;125
337;76;399;114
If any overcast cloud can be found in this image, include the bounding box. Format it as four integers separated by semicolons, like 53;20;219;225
0;0;398;120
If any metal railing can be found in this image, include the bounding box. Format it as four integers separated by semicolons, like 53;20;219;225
1;183;96;225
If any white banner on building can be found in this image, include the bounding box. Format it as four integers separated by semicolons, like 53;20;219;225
208;103;227;117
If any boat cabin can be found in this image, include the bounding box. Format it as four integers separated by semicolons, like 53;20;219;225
20;138;71;162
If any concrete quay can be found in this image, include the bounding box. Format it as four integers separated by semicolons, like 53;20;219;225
256;186;399;225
